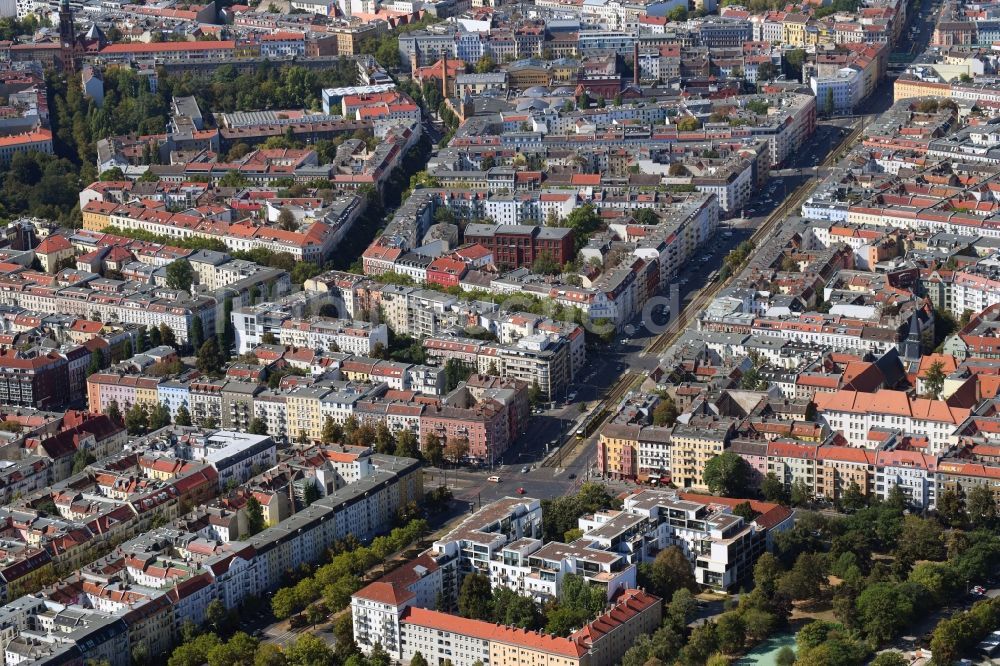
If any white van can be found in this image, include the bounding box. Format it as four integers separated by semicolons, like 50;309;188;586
487;475;502;483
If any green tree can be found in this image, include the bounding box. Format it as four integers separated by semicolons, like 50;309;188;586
395;430;420;458
922;360;946;399
856;583;914;644
761;472;788;503
870;652;907;666
966;485;998;528
71;447;96;474
838;481;866;513
779;552;826;600
321;416;342;443
245;496;265;536
205;598;227;633
703;452;751;497
197;337;224;375
937;488;965;527
716;612;746;654
87;348;104;376
165;258;194;292
105;400;122;424
285;634;334;666
457;572;492;620
160;322;177;348
475;55;496;73
175;405;192;427
249;418;268;435
424;432;444;467
189;315;205;351
641;546;697;600
254;644;285;666
271;587;301;620
125;403;148;435
790;479;812;507
652;396;679;426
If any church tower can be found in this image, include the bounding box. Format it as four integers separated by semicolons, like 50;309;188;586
59;0;77;73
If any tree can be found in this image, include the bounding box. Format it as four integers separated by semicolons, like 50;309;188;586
667;588;698;628
159;323;177;348
245;496;265;536
667;5;687;20
105;400;122;424
254;644;286;666
205;598;227;632
790;479;811;507
71;447;96;474
321;416;342;443
652;396;679;426
923;360;946;399
87;348;104;376
641;546;698;600
285;634;334;666
197;337;224;375
733;501;759;523
444;437;470;464
493;588;542;629
457;572;492;620
165;258;194;293
125;403;148;435
870;652;907;666
895;515;945;562
249;417;268;435
779;552;826;600
175;405;192;427
277;207;297;231
716;612;746;655
424;432;444;467
966;485;997;528
189;315;204;351
753;553;784;600
856;583;914;644
676;116;701;131
395;430;420;458
409;653;429;666
271;587;301;620
703;452;750;497
475;54;496;73
838;481;866;513
761;472;788;503
374;422;395;454
937;488;965;527
775;646;796;666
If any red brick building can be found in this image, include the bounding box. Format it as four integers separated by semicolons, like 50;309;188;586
463;223;574;270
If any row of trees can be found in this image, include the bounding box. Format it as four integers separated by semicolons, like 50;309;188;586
270;519;427;620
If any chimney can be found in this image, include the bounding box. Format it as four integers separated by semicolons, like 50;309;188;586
633;43;639;87
441;52;449;99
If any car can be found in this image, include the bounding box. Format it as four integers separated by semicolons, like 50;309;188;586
517;487;526;494
567;391;578;401
521;466;529;474
487;475;502;483
568;473;576;479
972;585;987;596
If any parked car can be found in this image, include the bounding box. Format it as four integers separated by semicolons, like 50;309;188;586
487;475;502;483
521;466;529;474
517;487;526;494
